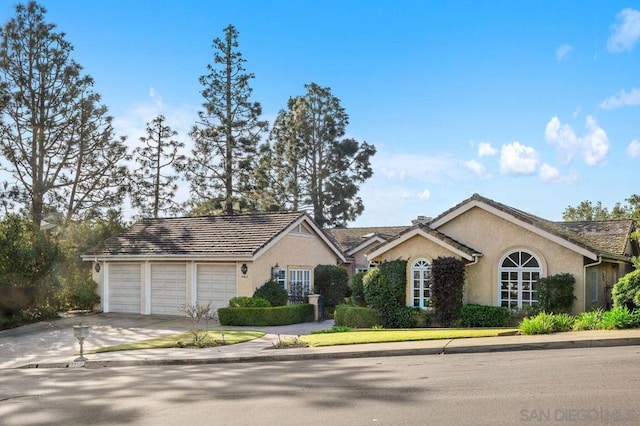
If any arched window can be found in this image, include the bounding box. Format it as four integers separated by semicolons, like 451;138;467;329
412;259;431;308
499;250;542;309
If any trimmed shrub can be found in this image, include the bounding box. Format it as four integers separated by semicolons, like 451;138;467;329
228;296;271;308
535;273;576;314
551;313;575;332
519;312;557;334
350;271;367;306
519;312;574;334
430;257;465;326
411;307;430;328
457;304;512;327
612;270;640;310
254;280;288;306
314;265;350;314
218;304;314;326
572;309;603;331
363;261;413;328
334;304;379;328
600;306;637;330
67;276;100;310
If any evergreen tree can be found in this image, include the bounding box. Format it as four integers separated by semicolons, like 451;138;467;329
563;196;640;222
131;115;186;218
259;83;376;227
0;1;129;226
186;24;267;215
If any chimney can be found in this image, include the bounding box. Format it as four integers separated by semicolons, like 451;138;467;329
412;215;432;226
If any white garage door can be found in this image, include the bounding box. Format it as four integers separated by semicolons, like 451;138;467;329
150;263;187;315
196;264;237;311
108;263;142;313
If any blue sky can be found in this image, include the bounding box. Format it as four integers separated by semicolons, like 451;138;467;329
2;1;640;226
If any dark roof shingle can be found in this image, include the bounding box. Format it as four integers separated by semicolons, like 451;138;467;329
557;220;635;256
85;212;307;257
326;226;410;253
432;193;634;259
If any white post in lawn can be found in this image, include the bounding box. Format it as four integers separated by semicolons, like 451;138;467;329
307;294;320;321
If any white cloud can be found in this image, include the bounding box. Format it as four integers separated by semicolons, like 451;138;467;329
607;8;640;53
539;163;577;184
478;142;497;157
499;141;539;175
113;87;197;150
599;87;640;109
556;44;573;61
398;188;431;200
418;189;431;200
375;153;463;183
582;116;610;166
544;116;610;166
628;140;640;158
465;159;491;179
400;190;413;199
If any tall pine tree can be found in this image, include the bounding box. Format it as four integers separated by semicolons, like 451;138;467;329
259;83;376;227
0;1;129;226
130;115;186;218
186;25;267;215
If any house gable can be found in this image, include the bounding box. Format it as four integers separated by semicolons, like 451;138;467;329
430;194;600;261
367;226;480;262
254;214;346;263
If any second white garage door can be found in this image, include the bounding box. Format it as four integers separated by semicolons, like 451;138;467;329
196;264;237;311
150;263;187;315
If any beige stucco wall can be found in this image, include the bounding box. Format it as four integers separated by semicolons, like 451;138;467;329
370;206;598;314
438;206;587;314
370;233;465;306
244;232;341;296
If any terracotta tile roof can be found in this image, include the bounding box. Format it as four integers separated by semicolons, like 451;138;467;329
326;226;410;253
433;193;634;259
557;220;635;257
85;212;307;257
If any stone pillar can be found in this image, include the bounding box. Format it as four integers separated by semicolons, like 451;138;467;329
307;294;320;321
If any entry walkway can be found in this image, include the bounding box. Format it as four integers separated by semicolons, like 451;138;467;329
2;312;640;369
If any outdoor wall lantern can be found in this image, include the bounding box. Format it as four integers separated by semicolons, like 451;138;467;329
94;262;100;272
73;322;90;362
271;263;281;280
241;263;248;275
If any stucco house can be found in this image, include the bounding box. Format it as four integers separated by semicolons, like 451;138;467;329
82;212;345;315
327;225;410;275
366;194;638;314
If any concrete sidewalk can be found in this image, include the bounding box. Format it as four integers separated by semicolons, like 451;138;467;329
2;313;640;369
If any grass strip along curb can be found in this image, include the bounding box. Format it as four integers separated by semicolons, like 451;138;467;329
87;330;265;353
302;328;519;347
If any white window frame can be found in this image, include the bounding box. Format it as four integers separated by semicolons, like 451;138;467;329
288;269;311;295
411;259;431;308
499;250;542;309
274;268;287;289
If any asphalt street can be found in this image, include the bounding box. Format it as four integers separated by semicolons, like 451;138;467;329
1;346;639;425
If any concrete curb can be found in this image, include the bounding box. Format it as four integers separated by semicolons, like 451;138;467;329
18;336;640;370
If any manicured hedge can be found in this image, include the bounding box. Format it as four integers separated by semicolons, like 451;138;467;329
334;304;379;328
457;304;512;327
218;303;314;326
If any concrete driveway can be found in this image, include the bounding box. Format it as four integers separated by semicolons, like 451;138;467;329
0;312;334;369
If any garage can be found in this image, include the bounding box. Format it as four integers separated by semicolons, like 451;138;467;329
196;264;237;311
150;263;187;315
108;263;142;313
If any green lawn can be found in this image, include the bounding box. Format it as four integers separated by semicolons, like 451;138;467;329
301;328;518;347
87;330;265;353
